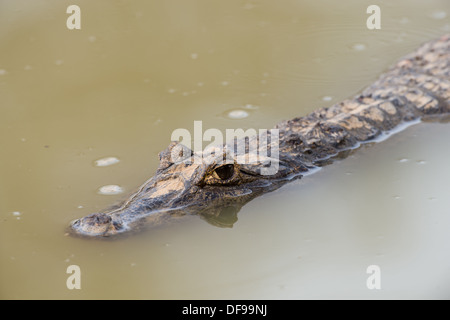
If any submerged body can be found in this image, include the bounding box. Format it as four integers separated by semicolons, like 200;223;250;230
69;34;450;238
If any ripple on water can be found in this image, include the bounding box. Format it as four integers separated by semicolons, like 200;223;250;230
98;185;123;195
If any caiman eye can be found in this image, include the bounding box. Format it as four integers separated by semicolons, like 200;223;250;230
203;163;241;186
213;164;235;180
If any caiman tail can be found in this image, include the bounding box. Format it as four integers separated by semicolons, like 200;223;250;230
69;34;450;238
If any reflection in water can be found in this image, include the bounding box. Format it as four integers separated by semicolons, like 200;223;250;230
200;205;240;228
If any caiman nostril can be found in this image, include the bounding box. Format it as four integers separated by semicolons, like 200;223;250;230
80;213;112;228
84;212;112;225
70;212;115;237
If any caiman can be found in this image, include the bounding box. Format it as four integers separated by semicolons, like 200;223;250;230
69;34;450;238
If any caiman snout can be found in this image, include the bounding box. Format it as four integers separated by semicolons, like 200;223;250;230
69;212;123;237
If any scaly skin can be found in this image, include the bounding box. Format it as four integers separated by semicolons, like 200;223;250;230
69;34;450;238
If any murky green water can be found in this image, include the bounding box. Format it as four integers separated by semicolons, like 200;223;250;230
1;0;450;299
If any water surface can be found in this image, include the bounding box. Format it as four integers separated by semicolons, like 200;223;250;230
1;0;450;299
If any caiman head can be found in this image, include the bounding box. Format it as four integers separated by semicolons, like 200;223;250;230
69;137;304;238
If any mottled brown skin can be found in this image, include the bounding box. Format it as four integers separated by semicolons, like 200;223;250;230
69;34;450;238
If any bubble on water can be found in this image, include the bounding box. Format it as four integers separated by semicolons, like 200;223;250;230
55;60;64;66
220;81;229;86
226;109;249;119
313;57;323;64
190;53;198;60
398;158;409;163
394;34;406;43
258;21;269;28
11;211;21;220
0;69;7;75
77;205;84;209
430;10;447;20
399;17;410;25
351;43;366;52
88;35;97;43
243;3;255;10
167;88;176;94
197;82;204;87
24;65;32;71
94;156;120;167
98;185;123;195
244;104;259;110
416;160;426;165
322;96;332;102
